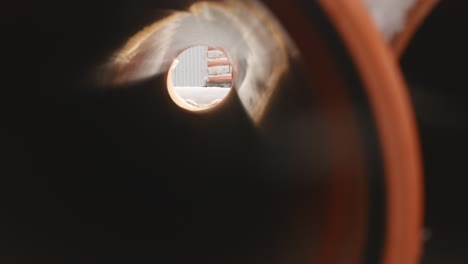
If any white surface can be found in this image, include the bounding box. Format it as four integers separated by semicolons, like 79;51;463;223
207;50;225;58
364;0;417;39
171;46;207;87
174;86;231;105
208;65;231;75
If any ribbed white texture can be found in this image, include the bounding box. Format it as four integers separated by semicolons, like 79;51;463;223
172;46;207;87
364;0;418;40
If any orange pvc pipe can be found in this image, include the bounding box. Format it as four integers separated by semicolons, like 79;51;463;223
318;1;424;263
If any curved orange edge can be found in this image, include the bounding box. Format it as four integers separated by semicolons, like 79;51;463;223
318;1;424;264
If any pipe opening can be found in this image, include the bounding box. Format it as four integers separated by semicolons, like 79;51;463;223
104;1;297;122
167;46;233;111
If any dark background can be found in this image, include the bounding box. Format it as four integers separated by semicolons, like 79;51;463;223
2;0;468;263
402;2;468;263
2;1;326;263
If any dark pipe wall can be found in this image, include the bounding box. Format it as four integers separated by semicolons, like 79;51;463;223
3;0;468;263
2;1;327;263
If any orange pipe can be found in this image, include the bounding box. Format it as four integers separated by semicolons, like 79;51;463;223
319;1;424;263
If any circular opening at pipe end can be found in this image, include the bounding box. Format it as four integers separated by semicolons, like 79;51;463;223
167;46;233;112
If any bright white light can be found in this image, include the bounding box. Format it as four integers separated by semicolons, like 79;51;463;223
167;46;233;111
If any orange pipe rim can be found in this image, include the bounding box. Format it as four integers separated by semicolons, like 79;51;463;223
318;1;424;263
